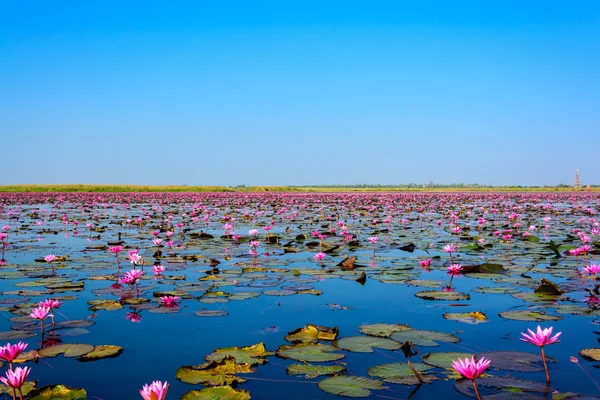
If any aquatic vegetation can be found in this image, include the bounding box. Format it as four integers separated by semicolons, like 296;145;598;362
0;191;598;398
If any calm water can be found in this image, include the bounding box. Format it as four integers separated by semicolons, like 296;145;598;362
0;193;599;399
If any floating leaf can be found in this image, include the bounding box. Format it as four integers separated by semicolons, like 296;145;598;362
443;311;488;324
358;323;411;338
194;310;229;317
285;324;338;343
422;352;473;368
455;376;553;399
25;384;87;400
176;356;252;386
415;291;470;301
205;343;268;366
499;310;562;322
77;345;124;362
181;386;251;400
333;336;402;353
391;330;460;347
579;348;600;361
476;351;556;372
367;362;436;385
277;343;345;362
287;363;346;378
318;376;383;398
38;344;94;358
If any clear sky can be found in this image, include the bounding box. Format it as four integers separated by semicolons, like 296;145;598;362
1;1;598;186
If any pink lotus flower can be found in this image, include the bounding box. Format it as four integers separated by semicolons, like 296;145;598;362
443;244;457;253
520;326;561;347
0;342;27;363
0;366;30;390
126;312;142;323
451;356;490;400
248;229;259;236
451;356;490;380
43;254;56;263
121;269;144;285
29;306;50;320
368;236;379;244
520;325;561;385
249;240;260;248
419;259;432;268
39;299;62;309
152;265;166;276
153;238;163;246
446;264;463;277
314;252;326;262
161;296;180;307
109;245;124;254
140;380;169;400
584;265;600;275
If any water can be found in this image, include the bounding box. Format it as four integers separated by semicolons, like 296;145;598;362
0;192;598;399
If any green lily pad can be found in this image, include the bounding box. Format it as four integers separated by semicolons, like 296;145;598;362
358;323;411;338
477;351;556;372
367;362;436;385
181;386;251;400
580;348;600;361
499;310;562;322
0;381;35;396
77;345;124;362
25;384;87;399
422;352;473;368
318;376;383;398
443;311;489;324
415;291;470;301
176;356;252;386
455;376;553;398
333;336;402;353
391;329;460;347
277;343;345;362
205;343;268;366
38;344;95;358
285;324;339;343
287;363;346;378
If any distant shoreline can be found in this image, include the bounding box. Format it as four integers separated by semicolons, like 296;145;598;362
0;184;597;193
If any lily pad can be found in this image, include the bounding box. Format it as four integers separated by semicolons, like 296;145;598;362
205;343;268;366
285;324;339;343
25;384;87;400
318;376;383;398
579;348;600;361
176;356;252;386
77;345;124;362
277;343;345;362
415;291;470;301
367;362;436;385
358;323;411;338
422;352;473;368
455;376;553;398
390;329;460;347
443;311;488;324
38;344;94;358
499;310;562;322
333;336;402;353
181;386;251;400
287;363;346;378
477;351;556;372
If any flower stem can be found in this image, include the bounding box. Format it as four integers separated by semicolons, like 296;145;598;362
471;379;481;400
541;346;551;386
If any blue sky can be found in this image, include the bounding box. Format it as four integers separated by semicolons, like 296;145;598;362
1;1;598;186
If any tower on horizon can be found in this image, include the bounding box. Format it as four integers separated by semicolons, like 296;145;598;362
574;169;581;188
